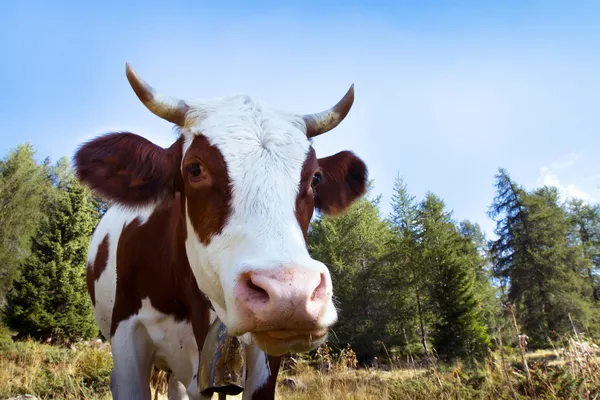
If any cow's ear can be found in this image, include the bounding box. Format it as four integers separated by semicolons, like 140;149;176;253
73;132;183;207
314;151;368;216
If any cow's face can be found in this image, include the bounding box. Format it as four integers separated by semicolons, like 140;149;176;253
74;64;367;356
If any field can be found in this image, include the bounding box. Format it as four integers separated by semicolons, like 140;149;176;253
0;333;598;400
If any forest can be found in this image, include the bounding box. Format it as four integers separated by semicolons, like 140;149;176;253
0;142;599;398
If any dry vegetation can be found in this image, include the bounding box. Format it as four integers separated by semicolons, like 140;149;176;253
0;327;598;400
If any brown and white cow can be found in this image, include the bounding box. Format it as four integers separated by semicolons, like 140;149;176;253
74;63;368;400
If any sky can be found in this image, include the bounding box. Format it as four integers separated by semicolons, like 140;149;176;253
1;0;600;239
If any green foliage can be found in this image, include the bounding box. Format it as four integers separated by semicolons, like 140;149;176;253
385;175;433;357
2;156;99;341
416;193;491;363
310;175;493;365
566;198;600;301
0;143;51;299
458;220;501;337
489;168;597;347
309;184;394;359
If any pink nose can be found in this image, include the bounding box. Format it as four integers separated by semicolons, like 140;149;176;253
234;267;330;333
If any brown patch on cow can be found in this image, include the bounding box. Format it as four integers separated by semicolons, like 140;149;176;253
249;355;282;400
86;234;110;306
182;135;233;245
94;235;110;282
295;147;319;243
86;262;96;306
110;194;206;336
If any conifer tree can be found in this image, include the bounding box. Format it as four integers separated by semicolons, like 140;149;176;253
0;144;50;300
458;220;500;337
489;168;593;346
417;193;491;363
3;157;98;341
386;174;431;356
309;183;393;360
566;198;600;301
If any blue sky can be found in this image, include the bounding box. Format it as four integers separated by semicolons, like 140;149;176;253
1;1;600;238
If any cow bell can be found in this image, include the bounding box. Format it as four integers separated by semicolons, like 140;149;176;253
198;317;246;397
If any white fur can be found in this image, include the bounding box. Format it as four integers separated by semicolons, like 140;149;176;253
138;298;200;397
181;94;338;335
110;314;155;399
242;344;271;400
108;299;202;400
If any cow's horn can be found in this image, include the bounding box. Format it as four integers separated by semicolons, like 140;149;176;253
125;63;190;126
302;84;355;138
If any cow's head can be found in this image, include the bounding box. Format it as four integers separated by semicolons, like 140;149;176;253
74;64;367;356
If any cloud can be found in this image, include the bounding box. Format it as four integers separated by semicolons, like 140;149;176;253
537;167;593;202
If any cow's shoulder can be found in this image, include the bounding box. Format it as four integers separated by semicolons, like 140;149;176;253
109;194;206;336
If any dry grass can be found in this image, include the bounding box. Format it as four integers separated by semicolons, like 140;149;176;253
274;342;600;399
0;338;113;400
0;332;598;400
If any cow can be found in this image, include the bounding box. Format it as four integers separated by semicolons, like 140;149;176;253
73;63;368;400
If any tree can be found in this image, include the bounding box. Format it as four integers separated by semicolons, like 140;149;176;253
309;182;394;361
489;168;594;346
0;144;50;300
566;199;600;301
3;157;99;341
386;174;431;357
416;193;491;363
458;220;501;339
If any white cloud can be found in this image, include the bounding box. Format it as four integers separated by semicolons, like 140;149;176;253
537;167;593;202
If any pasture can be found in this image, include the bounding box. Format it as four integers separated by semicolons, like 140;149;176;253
0;329;597;400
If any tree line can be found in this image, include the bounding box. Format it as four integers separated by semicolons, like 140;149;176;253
0;143;598;367
310;170;599;365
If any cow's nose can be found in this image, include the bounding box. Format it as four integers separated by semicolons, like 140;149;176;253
235;266;330;330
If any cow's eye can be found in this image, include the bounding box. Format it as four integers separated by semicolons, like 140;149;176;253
189;163;203;177
311;172;322;188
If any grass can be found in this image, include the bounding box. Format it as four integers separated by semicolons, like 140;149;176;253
0;329;598;400
0;339;112;400
274;337;600;400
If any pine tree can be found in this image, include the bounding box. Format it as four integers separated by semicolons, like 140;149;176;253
417;193;491;363
458;220;501;338
489;168;594;346
309;183;394;361
3;157;99;341
0;144;50;300
566;198;600;301
386;174;431;357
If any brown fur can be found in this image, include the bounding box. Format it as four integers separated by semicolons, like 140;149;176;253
181;136;233;245
73;132;184;207
315;151;368;216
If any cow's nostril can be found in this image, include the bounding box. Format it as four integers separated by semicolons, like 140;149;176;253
311;273;327;301
246;275;270;302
